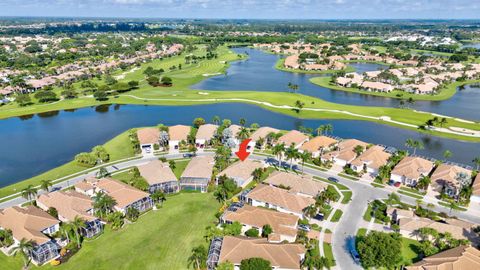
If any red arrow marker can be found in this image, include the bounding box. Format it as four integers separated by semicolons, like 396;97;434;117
235;139;252;161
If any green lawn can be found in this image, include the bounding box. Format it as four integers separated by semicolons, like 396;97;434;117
341;191;352;204
400;237;422;266
330;209;343;222
323;242;336;266
0;193;220;269
172;159;190;178
363;204;373;222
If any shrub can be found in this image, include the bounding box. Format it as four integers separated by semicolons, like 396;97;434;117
240;258;271;270
245;228;259;237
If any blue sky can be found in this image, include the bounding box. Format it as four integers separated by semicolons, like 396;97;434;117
0;0;479;19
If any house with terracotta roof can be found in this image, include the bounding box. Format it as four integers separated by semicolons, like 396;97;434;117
168;125;191;151
180;156;214;192
322;139;369;167
430;164;472;198
206;236;305;270
390;156;434;187
471;174;480;203
396;215;477;241
243;184;315;218
195;124;218;150
406;245;480;270
0;206;60;265
137;160;179;194
350;145;391;176
136;127;160;154
91;178;153;214
221;204;299;243
387;207;415;224
249;126;280;150
37;190;103;238
300;136;338;158
284;55;300;69
217;160;264;188
277;130;309;149
263;171;327;197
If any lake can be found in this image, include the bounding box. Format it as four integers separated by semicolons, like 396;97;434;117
1;103;479;187
192;47;480;121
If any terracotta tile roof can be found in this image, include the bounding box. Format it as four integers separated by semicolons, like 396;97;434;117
181;156;214;179
386;207;415;219
277;130;309;147
218;160;264;185
168;125;191;141
329;139;369;162
406;245;480;270
473;174;480;196
300;136;337;153
399;217;475;240
0;206;59;245
228;125;242;137
391;156;434;180
96;178;150;209
246;184;315;214
264;171;327;197
431;164;472;189
250;127;280;142
218;236;305;269
350;145;391;170
74;181;94;192
37;191;96;222
222;205;298;238
137;160;177;186
195;124;218;140
136;127;159;145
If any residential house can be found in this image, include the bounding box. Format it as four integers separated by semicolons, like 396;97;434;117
390;157;434;187
180;156;214;192
195;124;218;150
243;184;315;218
168;125;191;151
137;160;179;194
406;245;480;270
396;215;477;241
0;206;60;265
36;191;103;238
264;171;327;197
360;81;394;92
471;174;480;203
277;130;309;149
93;178;153;214
284;55;300;69
322;139;369;167
136;127;160;154
300;136;338;158
249;126;280;150
217;160;264;188
387;207;415;224
430;164;472;198
74;177;98;196
350;145;391;176
206;236;305;270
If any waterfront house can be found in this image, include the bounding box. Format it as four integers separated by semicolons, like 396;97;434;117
217;159;264;188
136;127;160;154
168;125;191;151
249;126;280;150
195;124;218;150
300;136;338;158
137;160;179;194
471;174;480;203
277;130;309;149
322;139;369;167
37;191;103;238
360;81;394;92
396;216;476;241
284;55;300;69
220;204;299;243
206;236;305;270
350;145;391;176
263;171;327;198
406;245;480;270
243;184;315;218
180;156;214;192
430;164;472;198
0;206;60;265
94;178;153;214
390;156;434;187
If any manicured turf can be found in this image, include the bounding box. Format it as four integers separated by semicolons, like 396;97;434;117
172;159;190;178
323;242;336;266
330;209;343;222
400;237;422;265
0;193;220;269
363;204;373;222
341;191;352;204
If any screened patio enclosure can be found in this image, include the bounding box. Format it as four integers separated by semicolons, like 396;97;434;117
30;241;60;265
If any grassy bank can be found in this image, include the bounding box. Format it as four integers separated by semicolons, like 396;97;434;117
0;193;220;269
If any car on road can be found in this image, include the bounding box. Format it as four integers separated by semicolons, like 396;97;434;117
298;224;311;232
183;153;195;158
51;187;61;192
314;213;324;221
328;177;339;183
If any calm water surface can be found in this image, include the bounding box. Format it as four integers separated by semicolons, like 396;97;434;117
1;103;479;187
193;48;480;121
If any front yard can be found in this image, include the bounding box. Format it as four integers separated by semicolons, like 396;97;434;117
0;193;220;269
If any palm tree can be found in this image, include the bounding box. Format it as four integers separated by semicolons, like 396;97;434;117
443;150;452;160
405;139;424;155
417;175;431;191
448;201;458;215
378;165;391;183
151;190;166;207
12;238;34;269
353;145;364;157
439;117;448;127
316;125;325;136
70;216;86;248
299;151;311;173
324;124;333;135
188;245;207;270
212;115;220;125
237;127;250;140
459;185;473;202
473;156;480;171
285;144;299;170
239;118;246;127
93;192;116;219
21;185;37;202
40;179;53;192
272;143;285;166
60;223;72;242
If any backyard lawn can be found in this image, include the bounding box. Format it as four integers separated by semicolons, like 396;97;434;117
0;193;220;269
